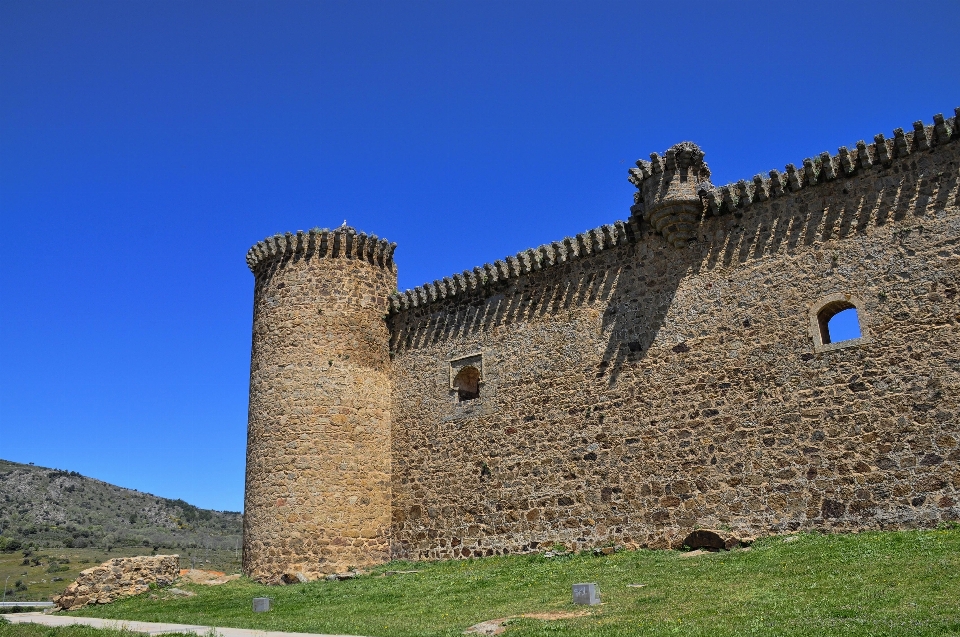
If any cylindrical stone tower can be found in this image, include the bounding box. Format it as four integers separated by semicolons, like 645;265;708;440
242;226;397;583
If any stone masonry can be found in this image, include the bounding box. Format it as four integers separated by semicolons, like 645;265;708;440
243;228;397;583
243;109;960;581
53;555;180;611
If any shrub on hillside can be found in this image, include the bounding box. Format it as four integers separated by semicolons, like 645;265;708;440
0;537;22;552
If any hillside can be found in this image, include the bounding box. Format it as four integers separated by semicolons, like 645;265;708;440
0;459;241;551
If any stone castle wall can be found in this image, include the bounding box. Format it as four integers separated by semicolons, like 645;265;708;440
243;110;960;580
243;228;397;582
386;112;960;559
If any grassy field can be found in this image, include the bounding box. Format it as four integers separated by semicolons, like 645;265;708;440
43;528;960;637
0;547;241;603
0;623;194;637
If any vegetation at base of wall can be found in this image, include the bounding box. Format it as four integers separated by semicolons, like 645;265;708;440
65;529;960;637
0;459;240;552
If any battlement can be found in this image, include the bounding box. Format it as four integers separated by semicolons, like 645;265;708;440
690;108;959;221
245;225;397;273
386;219;638;314
387;108;959;315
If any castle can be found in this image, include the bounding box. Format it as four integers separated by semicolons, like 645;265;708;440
241;108;960;583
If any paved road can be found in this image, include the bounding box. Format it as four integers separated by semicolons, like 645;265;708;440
3;612;369;637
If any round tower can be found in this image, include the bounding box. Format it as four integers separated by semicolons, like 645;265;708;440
242;226;397;583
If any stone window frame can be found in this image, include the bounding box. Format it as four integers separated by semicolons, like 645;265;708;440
809;293;870;353
449;352;484;397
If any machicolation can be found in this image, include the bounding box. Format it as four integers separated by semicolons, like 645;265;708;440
242;109;960;583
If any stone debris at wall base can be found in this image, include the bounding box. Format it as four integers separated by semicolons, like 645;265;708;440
53;555;180;611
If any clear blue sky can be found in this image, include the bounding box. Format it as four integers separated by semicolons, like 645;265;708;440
1;1;958;512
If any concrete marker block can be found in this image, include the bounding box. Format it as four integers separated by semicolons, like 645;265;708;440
572;583;600;605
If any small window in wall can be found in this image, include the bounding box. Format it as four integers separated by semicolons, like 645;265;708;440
449;353;483;402
453;366;481;401
824;307;861;343
810;294;868;353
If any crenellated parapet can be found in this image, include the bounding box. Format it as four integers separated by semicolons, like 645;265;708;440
631;109;959;243
386;220;636;314
699;108;959;219
245;225;397;273
387;109;959;315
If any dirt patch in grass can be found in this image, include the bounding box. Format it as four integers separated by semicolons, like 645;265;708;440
464;610;590;635
518;611;589;621
177;569;240;585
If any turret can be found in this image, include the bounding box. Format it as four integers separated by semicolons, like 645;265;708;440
628;141;712;248
242;226;397;583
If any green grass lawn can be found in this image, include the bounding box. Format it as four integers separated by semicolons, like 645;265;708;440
23;529;960;637
0;623;195;637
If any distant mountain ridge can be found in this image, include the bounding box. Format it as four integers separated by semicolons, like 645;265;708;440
0;459;241;551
